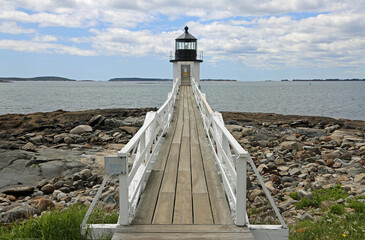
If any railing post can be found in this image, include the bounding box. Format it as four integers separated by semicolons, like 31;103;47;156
118;155;129;225
236;153;248;226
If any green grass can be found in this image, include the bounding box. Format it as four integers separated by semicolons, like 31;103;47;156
295;185;348;209
348;199;365;213
290;212;365;240
329;204;345;215
290;192;365;240
0;204;118;240
289;192;300;200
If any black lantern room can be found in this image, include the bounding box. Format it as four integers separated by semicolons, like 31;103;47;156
170;26;202;62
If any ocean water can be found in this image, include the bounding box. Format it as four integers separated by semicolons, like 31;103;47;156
0;81;364;120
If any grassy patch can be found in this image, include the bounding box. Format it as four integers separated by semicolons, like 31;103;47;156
0;204;118;240
348;199;365;213
295;185;348;209
290;212;365;240
329;204;345;215
289;192;300;200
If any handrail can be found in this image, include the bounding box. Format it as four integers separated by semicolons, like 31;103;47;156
191;77;288;230
81;77;181;236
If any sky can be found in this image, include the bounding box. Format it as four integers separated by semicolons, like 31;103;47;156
0;0;364;81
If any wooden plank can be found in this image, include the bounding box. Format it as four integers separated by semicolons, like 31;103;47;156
188;91;208;194
132;171;163;224
173;171;192;224
153;87;186;224
159;143;179;193
191;87;234;225
179;137;190;171
133;84;184;224
205;170;234;224
112;232;253;240
190;144;207;194
116;224;252;233
152;192;175;224
172;87;184;144
113;224;254;240
193;193;213;224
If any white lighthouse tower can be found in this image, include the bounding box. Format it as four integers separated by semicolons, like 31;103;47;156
170;26;203;86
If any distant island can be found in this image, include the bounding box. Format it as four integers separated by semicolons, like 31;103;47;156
109;78;172;82
109;78;237;82
201;79;237;82
281;78;365;82
0;76;238;82
0;76;76;82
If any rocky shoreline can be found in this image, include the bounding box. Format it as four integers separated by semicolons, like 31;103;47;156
222;111;365;224
0;108;364;226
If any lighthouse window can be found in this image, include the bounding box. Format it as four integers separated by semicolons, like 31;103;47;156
176;41;196;50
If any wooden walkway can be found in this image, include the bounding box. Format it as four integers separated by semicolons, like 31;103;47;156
112;86;254;239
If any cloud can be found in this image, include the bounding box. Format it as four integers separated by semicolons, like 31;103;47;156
0;0;364;70
0;21;35;34
33;34;58;42
88;28;178;57
0;39;96;56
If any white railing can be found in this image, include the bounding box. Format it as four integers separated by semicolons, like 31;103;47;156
81;78;181;239
191;77;288;239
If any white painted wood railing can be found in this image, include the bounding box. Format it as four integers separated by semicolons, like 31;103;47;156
81;78;181;239
191;77;288;239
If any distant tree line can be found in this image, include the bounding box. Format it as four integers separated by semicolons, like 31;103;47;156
284;79;365;81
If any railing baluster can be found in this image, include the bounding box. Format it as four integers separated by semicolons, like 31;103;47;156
118;155;129;225
236;154;248;226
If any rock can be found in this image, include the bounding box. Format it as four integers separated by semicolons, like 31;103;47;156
72;172;82;181
88;115;106;127
37;179;49;189
80;169;92;180
73;180;84;190
30;197;55;212
289;168;301;176
249;189;263;201
39;161;65;179
325;159;334;167
325;125;340;132
59;187;71;193
6;195;16;201
300;212;314;221
257;164;268;173
103;195;116;203
87;174;98;183
282;176;295;184
0;203;38;223
347;166;365;177
279;141;303;151
298;190;313;199
241;128;253;136
119;126;138;134
41;184;55;194
56;192;67;201
2;186;34;197
121;116;145;127
323;151;341;160
303;146;321;155
70;125;93;134
226;125;243;133
354;173;365;183
0;150;41;192
30;135;43;145
64;137;74;145
21;142;37;151
274;158;285;165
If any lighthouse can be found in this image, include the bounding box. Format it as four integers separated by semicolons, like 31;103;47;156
170;26;203;86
